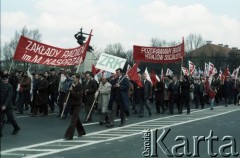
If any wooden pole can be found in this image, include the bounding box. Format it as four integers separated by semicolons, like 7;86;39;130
8;60;14;74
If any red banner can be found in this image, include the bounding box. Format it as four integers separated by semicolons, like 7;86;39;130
13;31;92;66
133;40;184;63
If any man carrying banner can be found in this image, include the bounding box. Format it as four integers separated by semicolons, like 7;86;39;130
107;68;130;127
64;73;86;140
84;72;98;122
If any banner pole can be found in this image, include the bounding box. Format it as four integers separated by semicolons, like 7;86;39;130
8;59;14;74
180;57;183;79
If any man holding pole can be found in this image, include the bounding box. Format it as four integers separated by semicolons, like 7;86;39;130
64;73;86;140
83;71;97;122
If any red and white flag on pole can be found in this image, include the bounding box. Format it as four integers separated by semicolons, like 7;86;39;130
126;64;132;73
166;68;173;77
213;67;218;75
188;60;195;75
208;62;215;76
182;67;189;76
204;63;209;78
218;68;223;80
150;69;158;86
156;74;160;82
145;67;152;84
231;67;239;80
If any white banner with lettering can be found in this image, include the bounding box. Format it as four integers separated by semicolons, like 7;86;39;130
95;53;127;73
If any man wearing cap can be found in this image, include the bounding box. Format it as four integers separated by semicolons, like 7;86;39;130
0;73;20;137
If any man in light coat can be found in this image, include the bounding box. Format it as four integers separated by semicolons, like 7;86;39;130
97;77;112;125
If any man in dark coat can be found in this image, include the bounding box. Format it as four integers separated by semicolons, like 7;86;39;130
64;73;86;140
194;77;205;109
48;68;59;113
139;72;152;117
33;73;49;116
132;73;142;114
180;75;191;114
155;78;165;114
168;76;180;114
84;72;98;122
18;71;31;114
223;76;234;107
0;73;20;137
107;68;130;127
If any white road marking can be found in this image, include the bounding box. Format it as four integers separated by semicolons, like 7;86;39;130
2;106;239;158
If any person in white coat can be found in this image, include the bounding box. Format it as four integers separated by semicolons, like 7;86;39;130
97;77;112;125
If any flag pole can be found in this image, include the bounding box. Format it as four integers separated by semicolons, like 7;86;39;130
180;57;183;79
8;59;14;74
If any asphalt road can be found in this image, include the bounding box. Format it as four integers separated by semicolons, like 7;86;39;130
1;103;240;158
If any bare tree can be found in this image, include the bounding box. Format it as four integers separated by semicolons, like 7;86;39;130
185;33;205;52
104;43;126;58
1;26;42;71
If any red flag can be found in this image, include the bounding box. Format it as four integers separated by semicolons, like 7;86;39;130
92;64;100;75
127;63;143;87
150;69;157;86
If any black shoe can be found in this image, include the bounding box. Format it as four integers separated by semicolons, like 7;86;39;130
65;137;73;140
119;123;125;127
210;108;213;110
12;127;20;135
106;123;114;128
78;133;86;137
99;121;103;125
133;111;138;114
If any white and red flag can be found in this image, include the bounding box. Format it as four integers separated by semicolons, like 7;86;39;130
182;67;189;76
166;68;173;77
188;60;195;75
144;67;152;84
208;62;215;76
231;67;239;80
126;64;132;73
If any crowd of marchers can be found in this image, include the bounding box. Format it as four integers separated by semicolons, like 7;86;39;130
1;68;240;139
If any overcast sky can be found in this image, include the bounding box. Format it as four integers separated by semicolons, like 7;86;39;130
1;0;240;51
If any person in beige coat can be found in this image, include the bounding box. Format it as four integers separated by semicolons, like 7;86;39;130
97;77;112;125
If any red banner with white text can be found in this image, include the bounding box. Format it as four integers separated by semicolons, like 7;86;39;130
13;31;92;66
133;39;184;63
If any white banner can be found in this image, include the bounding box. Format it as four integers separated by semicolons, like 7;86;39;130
95;53;127;73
